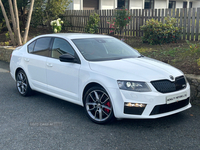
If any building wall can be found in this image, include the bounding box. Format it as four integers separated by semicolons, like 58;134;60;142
68;0;200;10
101;0;115;9
68;2;73;10
154;0;167;9
193;1;200;8
129;0;142;9
176;1;183;8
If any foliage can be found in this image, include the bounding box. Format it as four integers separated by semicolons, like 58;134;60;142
85;13;100;34
0;0;30;28
0;0;9;25
186;40;200;53
0;19;6;32
31;0;71;27
141;17;182;45
50;18;64;33
185;40;200;69
0;41;9;46
107;9;131;36
114;9;131;32
107;18;118;33
4;41;9;46
31;0;44;27
5;31;9;39
197;58;200;69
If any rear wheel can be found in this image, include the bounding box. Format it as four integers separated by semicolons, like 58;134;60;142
16;70;32;96
84;86;114;124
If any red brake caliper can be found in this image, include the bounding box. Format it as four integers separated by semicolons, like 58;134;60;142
104;102;110;113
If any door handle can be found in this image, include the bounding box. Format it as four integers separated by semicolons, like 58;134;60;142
24;58;29;62
46;63;53;67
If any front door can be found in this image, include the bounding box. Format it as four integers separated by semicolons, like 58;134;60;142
46;38;80;102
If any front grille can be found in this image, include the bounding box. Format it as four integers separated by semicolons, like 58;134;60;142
151;76;186;93
150;98;190;115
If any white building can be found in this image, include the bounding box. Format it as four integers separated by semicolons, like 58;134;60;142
68;0;200;10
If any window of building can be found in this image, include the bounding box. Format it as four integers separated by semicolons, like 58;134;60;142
183;1;192;8
189;2;192;8
183;1;187;8
51;38;75;59
83;0;99;10
169;1;176;9
145;0;154;9
117;0;129;9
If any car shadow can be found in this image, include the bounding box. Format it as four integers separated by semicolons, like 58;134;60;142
29;91;190;129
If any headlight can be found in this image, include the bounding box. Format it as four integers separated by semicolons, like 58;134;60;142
117;80;151;92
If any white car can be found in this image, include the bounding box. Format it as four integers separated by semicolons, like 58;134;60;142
10;33;191;124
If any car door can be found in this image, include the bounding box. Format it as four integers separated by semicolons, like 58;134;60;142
24;37;52;91
46;37;81;102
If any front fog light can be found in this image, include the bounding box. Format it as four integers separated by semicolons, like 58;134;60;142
124;102;146;115
125;102;146;107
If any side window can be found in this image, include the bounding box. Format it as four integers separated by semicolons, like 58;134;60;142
28;41;36;53
52;38;75;59
32;37;51;56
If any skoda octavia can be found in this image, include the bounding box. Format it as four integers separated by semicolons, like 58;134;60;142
10;33;191;124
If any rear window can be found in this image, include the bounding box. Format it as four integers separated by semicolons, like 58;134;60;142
28;41;36;53
27;37;52;57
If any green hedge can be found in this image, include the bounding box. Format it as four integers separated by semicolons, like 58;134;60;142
141;17;182;45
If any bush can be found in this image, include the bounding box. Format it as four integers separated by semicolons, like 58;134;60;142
115;9;131;32
85;13;100;34
50;18;64;33
107;9;131;36
186;40;200;53
141;17;182;45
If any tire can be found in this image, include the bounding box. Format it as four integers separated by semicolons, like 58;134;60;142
16;70;32;96
83;86;114;124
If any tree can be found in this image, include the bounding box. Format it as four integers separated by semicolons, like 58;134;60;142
0;0;35;46
0;0;29;32
31;0;71;27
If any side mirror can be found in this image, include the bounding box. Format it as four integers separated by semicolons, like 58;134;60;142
59;54;76;63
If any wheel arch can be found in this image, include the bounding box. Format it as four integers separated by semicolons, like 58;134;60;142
15;67;24;80
82;82;104;104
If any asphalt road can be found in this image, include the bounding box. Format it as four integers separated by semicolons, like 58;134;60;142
0;61;200;150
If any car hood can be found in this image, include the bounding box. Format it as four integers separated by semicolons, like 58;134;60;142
89;57;183;82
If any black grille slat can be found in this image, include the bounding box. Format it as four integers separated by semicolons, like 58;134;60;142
151;76;186;93
150;98;190;115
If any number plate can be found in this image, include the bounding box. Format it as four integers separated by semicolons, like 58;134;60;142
166;92;187;104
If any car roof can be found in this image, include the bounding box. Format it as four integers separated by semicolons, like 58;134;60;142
38;33;112;40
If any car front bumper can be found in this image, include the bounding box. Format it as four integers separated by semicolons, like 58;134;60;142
109;83;191;119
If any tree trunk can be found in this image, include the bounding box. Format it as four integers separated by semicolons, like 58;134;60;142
13;0;22;45
23;0;35;44
8;0;17;37
8;0;17;38
0;0;16;46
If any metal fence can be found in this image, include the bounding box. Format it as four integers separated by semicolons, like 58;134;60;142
63;8;200;41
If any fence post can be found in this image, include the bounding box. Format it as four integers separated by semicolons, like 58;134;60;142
183;8;187;40
195;8;200;41
191;8;196;41
187;8;191;40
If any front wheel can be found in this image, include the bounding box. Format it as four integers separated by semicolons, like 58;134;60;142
84;86;114;124
16;70;32;96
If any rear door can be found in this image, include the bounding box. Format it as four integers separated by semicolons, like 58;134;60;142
24;37;52;91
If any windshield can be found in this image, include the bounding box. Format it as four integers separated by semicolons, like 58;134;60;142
72;38;140;61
